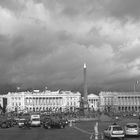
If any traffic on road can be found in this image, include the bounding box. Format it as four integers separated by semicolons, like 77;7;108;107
0;112;140;140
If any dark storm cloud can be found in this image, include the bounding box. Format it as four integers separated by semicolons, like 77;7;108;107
34;0;106;18
104;0;140;20
0;0;140;93
0;0;26;13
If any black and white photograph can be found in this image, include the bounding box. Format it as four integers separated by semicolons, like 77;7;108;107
0;0;140;140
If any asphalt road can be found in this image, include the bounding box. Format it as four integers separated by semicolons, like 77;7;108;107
0;126;90;140
0;118;140;140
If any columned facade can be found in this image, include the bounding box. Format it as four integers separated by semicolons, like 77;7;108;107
6;92;25;112
25;90;65;112
99;91;115;112
6;89;81;113
99;91;140;112
5;90;140;113
115;92;140;112
88;94;99;111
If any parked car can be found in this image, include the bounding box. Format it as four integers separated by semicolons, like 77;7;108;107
30;114;41;127
7;119;14;127
124;123;140;136
0;121;10;128
61;118;69;126
42;118;51;129
43;118;66;129
104;124;125;140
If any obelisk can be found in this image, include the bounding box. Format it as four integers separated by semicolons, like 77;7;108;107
83;63;88;101
83;63;88;115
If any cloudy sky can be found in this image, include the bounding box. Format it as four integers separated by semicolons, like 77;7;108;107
0;0;140;94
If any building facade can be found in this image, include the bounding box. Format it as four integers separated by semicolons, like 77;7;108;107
0;96;3;108
4;90;140;113
115;92;140;112
99;91;140;112
6;90;81;113
6;92;26;112
99;91;115;112
87;94;99;111
0;95;7;107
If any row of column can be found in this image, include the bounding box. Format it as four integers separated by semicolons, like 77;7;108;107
117;106;140;112
117;97;140;106
25;97;63;106
88;99;98;108
26;107;62;112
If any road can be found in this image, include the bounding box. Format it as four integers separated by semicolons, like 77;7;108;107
0;118;140;140
0;126;90;140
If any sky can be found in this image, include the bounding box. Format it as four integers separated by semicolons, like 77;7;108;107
0;0;140;94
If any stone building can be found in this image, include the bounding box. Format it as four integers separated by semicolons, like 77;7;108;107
6;89;81;113
99;91;140;112
87;94;99;111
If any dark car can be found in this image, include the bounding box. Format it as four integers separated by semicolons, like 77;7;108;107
7;119;14;127
0;121;10;128
43;118;66;129
61;119;69;126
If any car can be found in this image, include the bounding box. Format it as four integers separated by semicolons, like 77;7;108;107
30;118;41;127
132;113;137;117
43;119;51;129
43;118;66;129
124;123;140;136
0;121;10;128
7;119;14;127
104;124;125;139
18;118;26;128
30;114;41;127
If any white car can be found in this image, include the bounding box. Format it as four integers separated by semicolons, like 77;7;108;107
31;118;41;127
18;119;25;128
30;114;41;127
104;124;125;139
125;123;140;136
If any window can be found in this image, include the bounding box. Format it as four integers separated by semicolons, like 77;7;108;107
108;127;111;131
113;126;123;131
126;124;138;128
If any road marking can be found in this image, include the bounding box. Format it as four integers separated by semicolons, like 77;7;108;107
72;125;104;140
73;126;92;135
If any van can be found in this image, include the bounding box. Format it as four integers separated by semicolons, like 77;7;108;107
30;115;41;127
